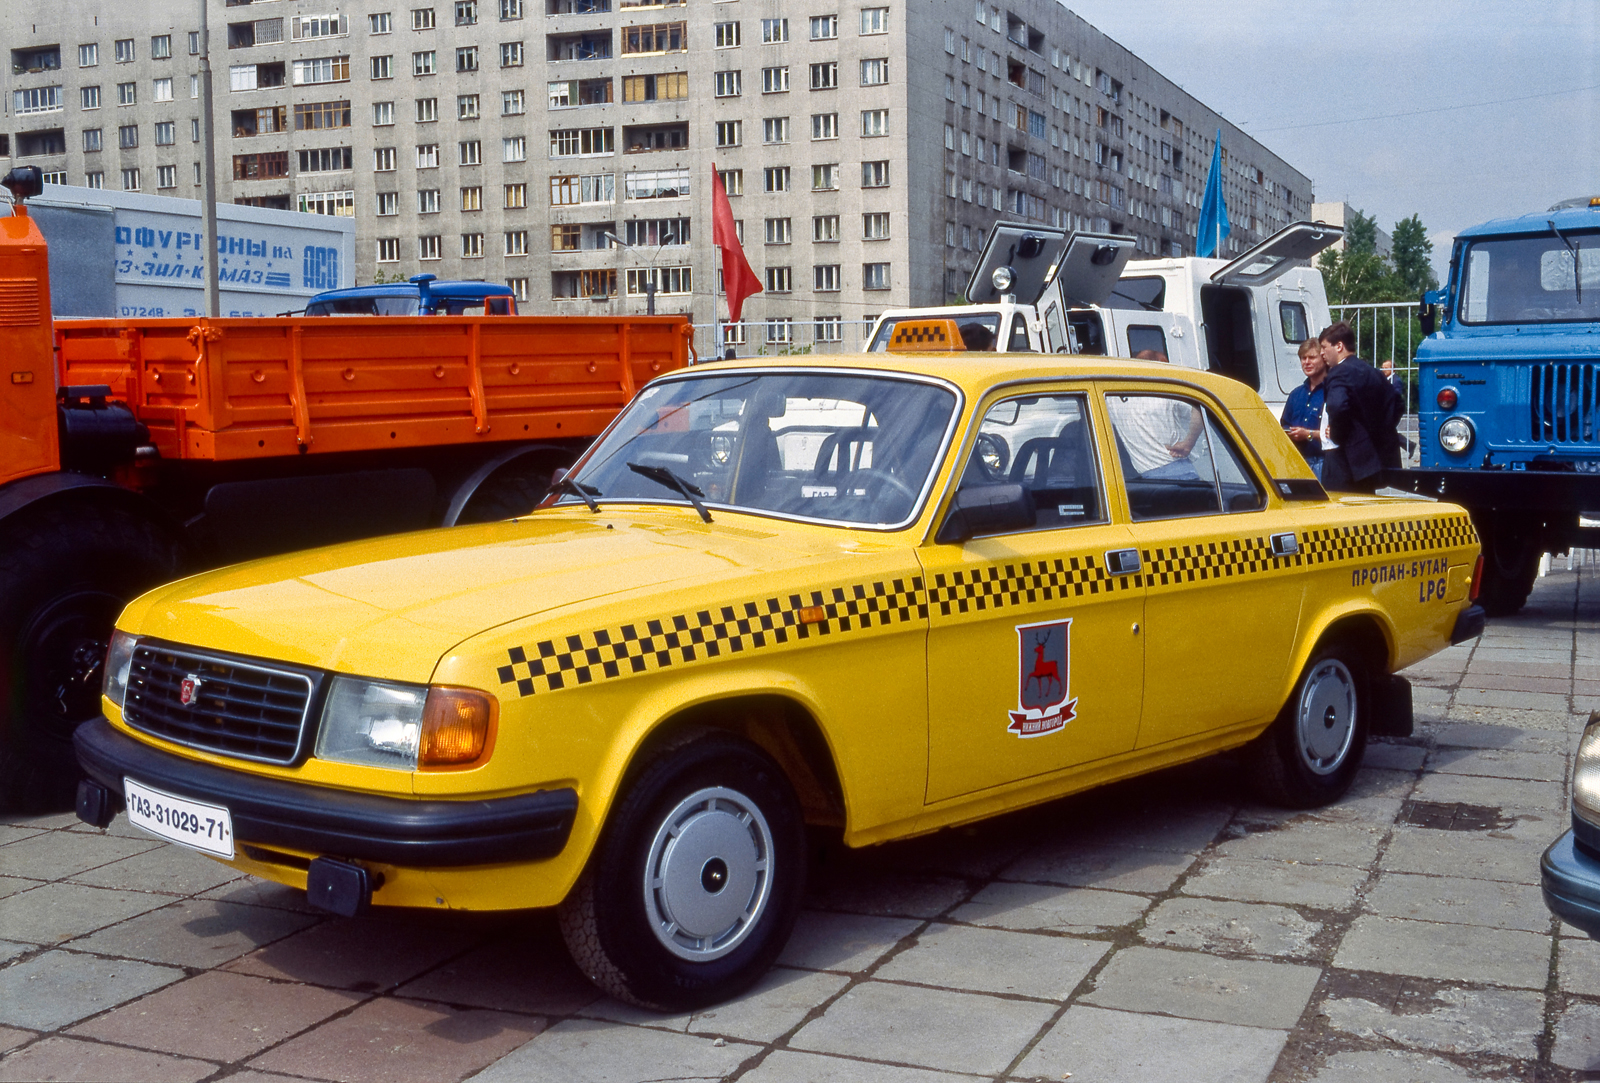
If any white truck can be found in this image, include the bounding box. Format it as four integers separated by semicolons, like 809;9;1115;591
865;221;1344;413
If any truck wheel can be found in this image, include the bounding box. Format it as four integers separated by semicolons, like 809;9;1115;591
454;452;574;524
1246;640;1369;809
1477;523;1540;617
558;731;805;1011
0;502;184;812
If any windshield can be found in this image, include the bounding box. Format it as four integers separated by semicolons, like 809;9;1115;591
1459;231;1600;324
867;313;1001;352
560;370;959;528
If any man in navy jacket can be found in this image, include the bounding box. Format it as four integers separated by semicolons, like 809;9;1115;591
1318;321;1403;493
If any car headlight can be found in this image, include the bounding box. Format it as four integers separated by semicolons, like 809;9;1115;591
1575;716;1600;826
316;676;497;771
1438;416;1474;454
103;630;139;712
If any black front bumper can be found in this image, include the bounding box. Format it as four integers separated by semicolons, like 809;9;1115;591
1543;828;1600;939
74;718;578;868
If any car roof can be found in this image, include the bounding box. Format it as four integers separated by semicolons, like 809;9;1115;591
1457;203;1600;240
309;281;515;301
681;353;1267;410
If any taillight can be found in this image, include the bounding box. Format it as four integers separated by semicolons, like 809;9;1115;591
1469;553;1484;602
1437;387;1458;410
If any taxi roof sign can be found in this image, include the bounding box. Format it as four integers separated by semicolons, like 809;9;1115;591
886;318;963;352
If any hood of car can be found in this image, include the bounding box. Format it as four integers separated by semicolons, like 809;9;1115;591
117;510;857;683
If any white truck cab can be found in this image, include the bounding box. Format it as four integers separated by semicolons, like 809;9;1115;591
865;221;1343;414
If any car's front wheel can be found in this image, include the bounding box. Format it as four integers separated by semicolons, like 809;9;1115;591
558;731;806;1010
1246;641;1369;808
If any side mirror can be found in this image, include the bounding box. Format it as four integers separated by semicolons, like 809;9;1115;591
1418;297;1436;337
936;483;1036;544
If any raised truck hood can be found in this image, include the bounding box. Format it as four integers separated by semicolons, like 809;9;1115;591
117;511;834;683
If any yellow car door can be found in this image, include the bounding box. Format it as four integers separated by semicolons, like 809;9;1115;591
1098;383;1305;750
922;389;1146;805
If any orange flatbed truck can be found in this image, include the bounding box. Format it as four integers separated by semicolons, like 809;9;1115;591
0;166;691;810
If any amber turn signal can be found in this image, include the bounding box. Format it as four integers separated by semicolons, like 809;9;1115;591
419;686;497;768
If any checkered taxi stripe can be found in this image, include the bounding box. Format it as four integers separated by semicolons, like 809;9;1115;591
498;579;926;697
497;513;1478;698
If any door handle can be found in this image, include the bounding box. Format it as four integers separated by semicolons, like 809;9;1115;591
1105;548;1141;575
1270;531;1299;557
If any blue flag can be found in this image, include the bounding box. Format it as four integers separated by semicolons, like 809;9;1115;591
1196;129;1230;258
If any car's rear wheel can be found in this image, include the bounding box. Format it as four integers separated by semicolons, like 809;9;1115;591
558;731;805;1010
1246;641;1369;808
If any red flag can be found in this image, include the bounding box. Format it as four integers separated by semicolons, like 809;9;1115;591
711;163;762;324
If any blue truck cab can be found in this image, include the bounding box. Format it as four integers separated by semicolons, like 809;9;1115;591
1390;196;1600;614
304;273;517;316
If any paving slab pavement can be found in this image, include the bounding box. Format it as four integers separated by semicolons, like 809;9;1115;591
1;562;1597;1080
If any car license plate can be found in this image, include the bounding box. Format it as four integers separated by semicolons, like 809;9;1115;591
123;777;235;859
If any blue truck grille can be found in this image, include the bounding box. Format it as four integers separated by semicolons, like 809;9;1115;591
122;642;318;765
1530;363;1599;445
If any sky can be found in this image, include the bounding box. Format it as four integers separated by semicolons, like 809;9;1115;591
1063;0;1600;280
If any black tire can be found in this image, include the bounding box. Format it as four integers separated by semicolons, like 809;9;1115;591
1246;640;1370;809
0;500;185;812
558;731;806;1010
1477;520;1540;617
455;452;574;525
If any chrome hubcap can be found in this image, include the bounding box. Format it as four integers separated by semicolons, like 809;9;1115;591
643;786;774;961
1296;658;1357;775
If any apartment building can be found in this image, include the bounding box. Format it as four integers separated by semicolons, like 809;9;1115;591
2;0;1312;344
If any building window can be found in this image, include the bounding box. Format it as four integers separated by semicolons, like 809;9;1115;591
714;21;741;48
713;70;741;97
418;188;440;212
371;55;394;78
374;146;397;170
457;93;480;119
85;171;104;189
419;235;442;260
812;214;839;242
550;127;613;157
413;51;436;75
371;13;394;33
814;264;841;292
413;8;438;30
151;35;173;59
765;317;793;343
759;17;790;43
417;143;439;167
811;163;838;191
809;62;837;90
460;139;482;164
624;218;689;246
40;171;67;185
815;315;843;342
553;225;581;251
296;100;352;130
377;191;399;215
118;124;139;149
461;185;485;210
294;56;351;84
232;151;289;179
862;109;888;137
83;128;102;152
500;0;525;20
373;101;395;125
118;82;137;106
500;41;524;67
863;262;890;290
416;97;438;122
625;168;688;200
811;113;837;140
462;232;484;258
765;266;791;293
79;43;98;67
115;39;136;63
191;118;201;141
298;147;354;172
13;86;63;115
504;181;526;207
503;135;527;161
761;66;789;93
621;72;687;101
809;15;836;39
863;212;890;239
716;120;742;147
377;237;401;262
549;172;615;204
718;168;742;196
456;1;479;25
293;16;349;40
764;217;790;244
626;267;691;296
505;230;529;255
762;117;788;144
860;7;888;34
622;23;686;54
763;166;789;192
456;46;478;72
121;168;140;191
502;89;525;115
861;160;889;187
300;190;355;215
506;276;528;301
154;121;175;145
859;58;888;85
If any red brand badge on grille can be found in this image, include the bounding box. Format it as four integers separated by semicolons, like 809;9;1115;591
179;675;201;706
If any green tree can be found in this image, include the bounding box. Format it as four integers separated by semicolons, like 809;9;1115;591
1390;214;1439;297
1343;209;1380;256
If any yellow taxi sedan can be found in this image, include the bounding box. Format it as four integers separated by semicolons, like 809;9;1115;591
74;351;1484;1010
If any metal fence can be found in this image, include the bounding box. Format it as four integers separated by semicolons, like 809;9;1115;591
688;319;877;360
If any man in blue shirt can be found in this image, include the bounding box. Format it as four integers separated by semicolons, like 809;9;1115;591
1280;338;1327;479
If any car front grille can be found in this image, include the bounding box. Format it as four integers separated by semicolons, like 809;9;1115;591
1530;362;1599;445
122;642;319;765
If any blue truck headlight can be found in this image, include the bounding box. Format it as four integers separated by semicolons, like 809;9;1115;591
1576;717;1600;827
316;676;427;770
1438;416;1474;454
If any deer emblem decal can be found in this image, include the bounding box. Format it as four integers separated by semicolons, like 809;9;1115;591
1008;619;1077;738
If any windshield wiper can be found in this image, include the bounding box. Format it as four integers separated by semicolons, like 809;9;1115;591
627;462;712;523
547;474;602;513
1550;220;1582;305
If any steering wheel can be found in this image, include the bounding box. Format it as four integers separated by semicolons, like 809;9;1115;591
839;468;917;506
